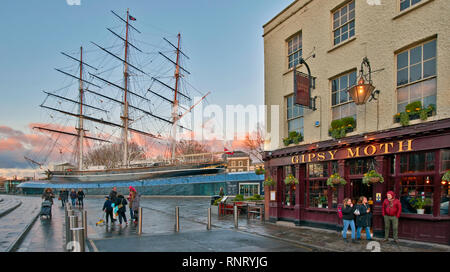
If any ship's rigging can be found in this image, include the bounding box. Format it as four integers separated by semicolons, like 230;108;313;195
27;9;210;172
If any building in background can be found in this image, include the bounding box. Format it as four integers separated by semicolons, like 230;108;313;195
263;0;450;244
224;151;252;172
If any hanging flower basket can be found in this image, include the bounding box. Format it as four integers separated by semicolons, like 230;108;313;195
362;170;384;185
284;174;298;186
327;174;347;187
442;170;450;183
255;168;266;175
263;177;275;187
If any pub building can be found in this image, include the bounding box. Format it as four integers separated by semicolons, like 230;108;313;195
262;0;450;245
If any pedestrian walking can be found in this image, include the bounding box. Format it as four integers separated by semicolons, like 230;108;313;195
130;189;141;225
70;189;77;207
128;186;136;221
116;194;128;226
77;188;85;209
59;189;66;207
341;198;358;243
42;188;55;204
109;186;118;203
382;191;402;243
64;189;69;205
356;196;372;241
103;196;114;225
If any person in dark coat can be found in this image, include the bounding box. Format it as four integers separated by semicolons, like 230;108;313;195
42;188;54;204
70;189;77;207
102;196;114;225
341;197;357;243
356;196;372;241
59;189;66;207
116;195;128;226
77;189;85;209
109;186;118;203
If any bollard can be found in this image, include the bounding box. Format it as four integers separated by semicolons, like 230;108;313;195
68;215;78;246
138;207;143;235
260;206;264;222
175;206;180;232
69;227;85;252
207;207;211;230
234;205;238;228
65;210;75;246
82;210;87;240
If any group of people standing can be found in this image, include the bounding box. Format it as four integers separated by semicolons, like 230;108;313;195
103;186;140;226
58;188;85;208
340;191;402;244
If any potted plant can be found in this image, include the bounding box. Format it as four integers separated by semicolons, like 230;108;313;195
409;197;432;214
327;173;347;187
329;116;356;139
263;177;275;187
255;167;265;175
282;131;304;146
394;102;436;126
362;170;384;185
284;174;298;186
318;196;328;208
442;170;450;183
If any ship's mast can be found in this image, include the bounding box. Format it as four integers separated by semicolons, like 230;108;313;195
76;46;85;170
171;33;181;163
121;8;131;168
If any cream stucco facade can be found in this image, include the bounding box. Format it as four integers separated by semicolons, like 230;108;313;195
263;0;450;151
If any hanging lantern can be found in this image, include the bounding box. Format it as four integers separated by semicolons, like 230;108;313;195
347;57;377;105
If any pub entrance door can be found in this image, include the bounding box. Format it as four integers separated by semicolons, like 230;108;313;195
351;179;373;203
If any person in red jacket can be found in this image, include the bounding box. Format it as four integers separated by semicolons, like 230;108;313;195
382;191;402;243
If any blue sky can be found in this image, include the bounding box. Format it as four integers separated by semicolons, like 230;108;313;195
0;0;293;132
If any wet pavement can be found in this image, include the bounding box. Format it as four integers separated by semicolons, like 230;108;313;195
2;195;449;252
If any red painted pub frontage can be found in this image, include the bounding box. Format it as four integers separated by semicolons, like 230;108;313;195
263;118;450;245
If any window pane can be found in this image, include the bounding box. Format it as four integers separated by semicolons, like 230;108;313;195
423;59;436;78
398;102;407;113
410;63;422;82
332;106;340;120
341;14;347;25
422;78;437;97
400;176;433;215
340;90;348;104
400;0;410;11
423;40;436;60
397;68;408;86
423;95;436;108
349;71;357;86
397;85;409;103
410;46;422;65
340;75;348;90
397;51;408;70
332;92;338;106
349;10;355;20
409;82;421;101
412;0;422;5
409;153;425;172
332;79;338;92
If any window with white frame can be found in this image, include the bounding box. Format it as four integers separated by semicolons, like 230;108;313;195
287;95;304;135
287;33;302;69
333;0;355;46
331;71;357;120
400;0;422;12
396;39;437;113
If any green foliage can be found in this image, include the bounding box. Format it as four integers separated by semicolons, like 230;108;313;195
233;194;244;201
255;167;265;175
213;197;222;206
442;170;450;182
405;101;422;114
329;116;356;139
326;173;347;187
283;131;304;146
396;102;436;126
284;174;299;185
246;194;264;201
362;170;384;185
263;177;275;187
409;197;432;210
319;196;328;205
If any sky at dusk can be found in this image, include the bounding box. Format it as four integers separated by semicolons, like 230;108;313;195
0;0;294;178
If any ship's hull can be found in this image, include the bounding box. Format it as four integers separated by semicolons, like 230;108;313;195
49;164;225;183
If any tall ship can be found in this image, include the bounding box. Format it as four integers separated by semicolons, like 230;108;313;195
25;9;224;183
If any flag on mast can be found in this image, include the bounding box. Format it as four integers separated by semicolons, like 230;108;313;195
224;148;234;155
129;15;136;21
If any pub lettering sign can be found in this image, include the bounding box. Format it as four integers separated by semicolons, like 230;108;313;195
291;139;413;164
